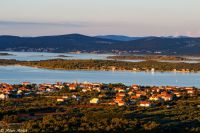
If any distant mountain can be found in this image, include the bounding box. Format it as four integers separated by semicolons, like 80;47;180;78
0;34;117;52
162;36;192;39
95;35;144;41
0;34;200;55
115;37;200;55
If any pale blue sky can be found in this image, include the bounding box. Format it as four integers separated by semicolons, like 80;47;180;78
0;0;200;36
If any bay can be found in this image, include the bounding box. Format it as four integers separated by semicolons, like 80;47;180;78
0;65;200;87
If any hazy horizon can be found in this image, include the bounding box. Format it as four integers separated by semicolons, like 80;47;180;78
0;33;198;38
0;0;200;37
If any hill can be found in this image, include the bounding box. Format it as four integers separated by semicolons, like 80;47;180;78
117;37;200;55
0;34;117;52
0;34;200;55
95;35;144;41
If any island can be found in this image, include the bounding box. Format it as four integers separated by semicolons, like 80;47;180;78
0;52;13;56
107;55;200;62
56;55;72;58
0;59;200;73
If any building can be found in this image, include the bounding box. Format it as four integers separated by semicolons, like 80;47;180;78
62;96;69;99
130;95;140;100
174;91;182;97
161;94;173;101
139;101;151;107
69;84;77;90
185;87;195;95
117;101;125;106
0;93;9;100
116;92;126;97
22;82;31;86
149;95;160;101
114;88;125;92
57;98;65;102
90;98;99;104
132;84;139;90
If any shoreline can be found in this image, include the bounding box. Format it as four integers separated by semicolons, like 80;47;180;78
24;65;200;74
1;64;200;74
0;76;199;88
0;80;199;88
1;59;200;73
107;55;200;62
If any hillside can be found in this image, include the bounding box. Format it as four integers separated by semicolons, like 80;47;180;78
95;35;144;41
0;34;200;55
0;34;117;52
117;37;200;55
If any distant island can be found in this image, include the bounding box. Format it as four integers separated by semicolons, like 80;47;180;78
107;55;200;61
0;59;200;73
56;55;72;58
0;52;13;56
0;34;200;55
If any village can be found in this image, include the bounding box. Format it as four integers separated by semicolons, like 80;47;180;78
0;81;199;108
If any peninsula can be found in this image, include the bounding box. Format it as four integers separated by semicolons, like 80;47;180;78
0;59;200;73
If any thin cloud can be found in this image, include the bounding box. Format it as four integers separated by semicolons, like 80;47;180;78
0;20;89;27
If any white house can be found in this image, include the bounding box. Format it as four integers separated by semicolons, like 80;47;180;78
62;96;69;99
0;94;9;100
139;101;151;107
57;98;64;102
149;96;160;101
90;98;99;104
161;95;173;101
17;90;23;94
117;101;125;106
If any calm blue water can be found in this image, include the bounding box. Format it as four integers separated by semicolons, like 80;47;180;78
0;51;114;61
0;51;199;63
0;52;200;87
0;65;200;87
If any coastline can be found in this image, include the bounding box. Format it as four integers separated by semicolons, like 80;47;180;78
1;59;200;73
107;55;200;62
22;65;200;74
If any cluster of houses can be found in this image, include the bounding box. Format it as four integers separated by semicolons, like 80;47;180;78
132;68;197;73
0;81;199;108
89;84;198;107
0;81;102;100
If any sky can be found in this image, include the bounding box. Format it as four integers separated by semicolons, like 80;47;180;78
0;0;200;37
